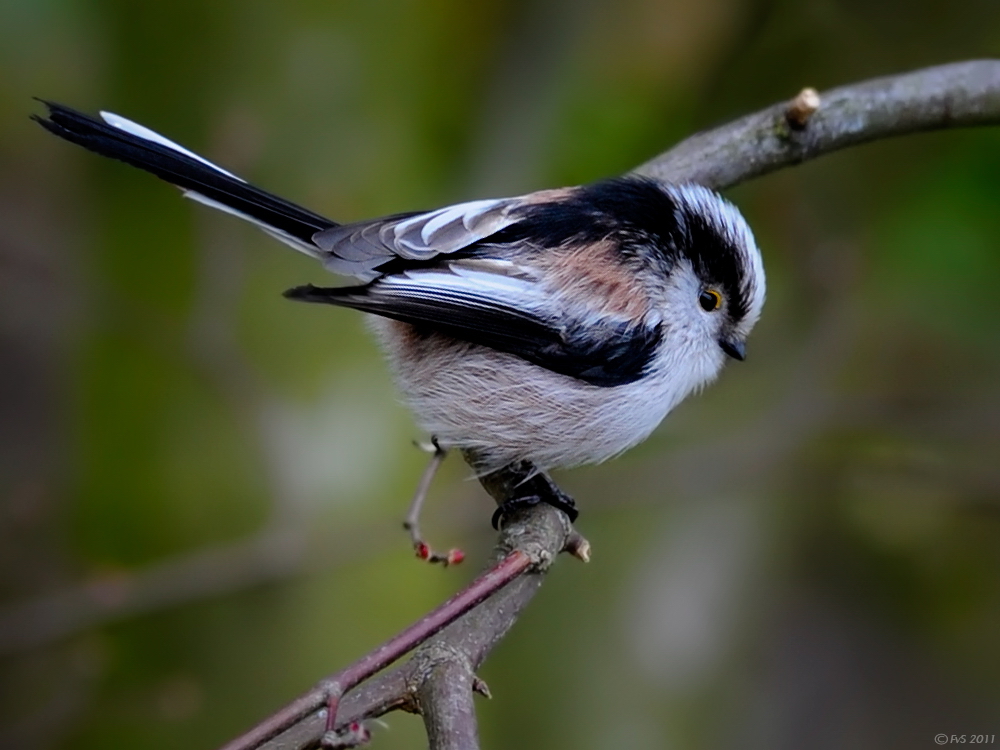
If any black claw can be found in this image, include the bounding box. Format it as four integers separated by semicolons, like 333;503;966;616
491;484;579;529
492;495;543;529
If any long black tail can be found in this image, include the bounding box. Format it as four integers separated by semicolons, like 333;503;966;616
33;101;336;254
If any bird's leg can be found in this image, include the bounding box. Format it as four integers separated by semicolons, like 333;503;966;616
403;439;464;565
320;549;534;745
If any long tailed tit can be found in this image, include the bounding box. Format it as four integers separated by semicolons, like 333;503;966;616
35;102;765;521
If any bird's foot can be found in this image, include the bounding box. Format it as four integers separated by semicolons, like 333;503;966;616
491;485;579;529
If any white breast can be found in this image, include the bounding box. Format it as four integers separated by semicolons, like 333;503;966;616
371;315;725;474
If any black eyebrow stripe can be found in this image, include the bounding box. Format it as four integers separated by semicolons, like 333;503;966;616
679;210;750;323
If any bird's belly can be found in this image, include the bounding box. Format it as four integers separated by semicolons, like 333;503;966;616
373;321;683;472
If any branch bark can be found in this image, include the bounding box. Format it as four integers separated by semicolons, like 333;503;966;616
226;465;586;750
412;655;480;750
635;59;1000;189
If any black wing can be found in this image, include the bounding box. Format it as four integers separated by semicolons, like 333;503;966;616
285;261;662;387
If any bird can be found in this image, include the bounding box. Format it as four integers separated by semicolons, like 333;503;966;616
34;101;765;533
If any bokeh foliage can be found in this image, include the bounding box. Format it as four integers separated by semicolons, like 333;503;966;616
1;1;999;748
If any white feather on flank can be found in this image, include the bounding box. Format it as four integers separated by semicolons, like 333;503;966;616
183;190;321;259
374;265;545;316
99;111;245;182
401;263;536;295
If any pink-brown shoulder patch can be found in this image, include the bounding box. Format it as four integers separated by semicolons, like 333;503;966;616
534;240;651;318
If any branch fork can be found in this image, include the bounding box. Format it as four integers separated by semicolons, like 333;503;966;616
220;459;587;750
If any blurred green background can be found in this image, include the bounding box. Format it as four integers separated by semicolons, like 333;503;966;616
1;0;999;748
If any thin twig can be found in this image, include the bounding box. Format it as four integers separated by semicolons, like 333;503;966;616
218;551;534;750
255;500;577;750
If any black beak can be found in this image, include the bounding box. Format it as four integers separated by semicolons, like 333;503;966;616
720;338;746;361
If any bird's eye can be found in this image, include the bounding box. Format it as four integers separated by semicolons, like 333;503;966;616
698;289;722;312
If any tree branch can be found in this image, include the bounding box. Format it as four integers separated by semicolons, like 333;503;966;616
248;497;575;750
412;655;480;750
635;59;1000;189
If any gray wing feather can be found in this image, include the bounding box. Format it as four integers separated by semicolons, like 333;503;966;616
313;197;525;280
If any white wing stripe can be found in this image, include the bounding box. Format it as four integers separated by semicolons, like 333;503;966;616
419;200;499;243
